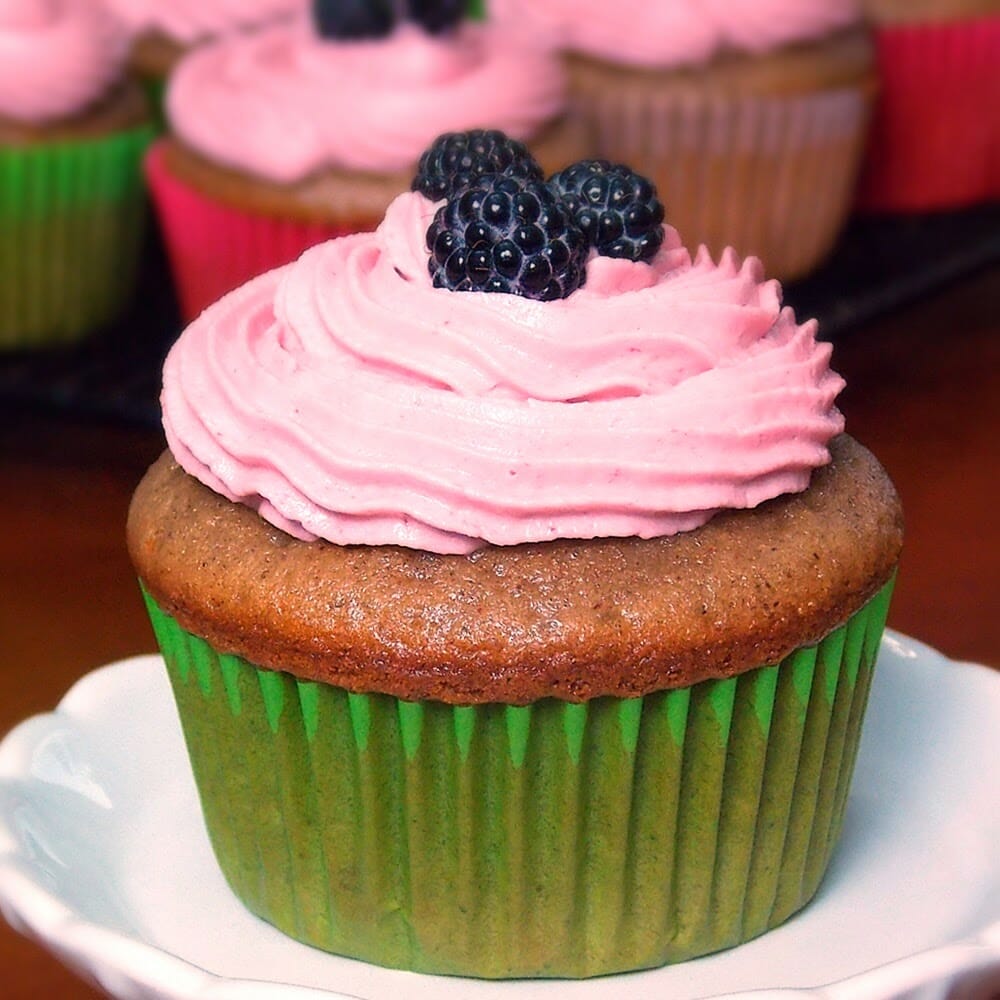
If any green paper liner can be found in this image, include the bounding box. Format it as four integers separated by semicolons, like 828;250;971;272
144;577;894;979
0;122;154;350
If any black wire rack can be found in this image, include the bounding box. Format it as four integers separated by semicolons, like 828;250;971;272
2;204;998;430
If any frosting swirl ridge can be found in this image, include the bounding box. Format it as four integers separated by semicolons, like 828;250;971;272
492;0;860;67
0;0;128;122
166;19;566;181
162;192;845;555
103;0;302;44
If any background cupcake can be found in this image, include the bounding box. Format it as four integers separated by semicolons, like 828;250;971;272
0;0;154;350
102;0;305;117
856;0;1000;212
147;1;586;320
495;0;877;282
129;143;903;977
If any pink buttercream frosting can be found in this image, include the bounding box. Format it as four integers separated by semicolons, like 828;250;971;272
0;0;128;122
166;18;566;181
161;191;845;556
493;0;860;67
103;0;303;44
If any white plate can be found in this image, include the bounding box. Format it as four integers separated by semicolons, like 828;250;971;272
0;632;998;1000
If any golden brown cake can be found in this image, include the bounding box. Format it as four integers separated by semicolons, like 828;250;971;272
128;28;185;82
130;435;902;704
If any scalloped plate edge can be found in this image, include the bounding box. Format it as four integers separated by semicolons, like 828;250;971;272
1;638;998;1000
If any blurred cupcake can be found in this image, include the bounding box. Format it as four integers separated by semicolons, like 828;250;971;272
495;0;877;281
856;0;1000;212
0;0;154;350
147;2;586;320
102;0;305;115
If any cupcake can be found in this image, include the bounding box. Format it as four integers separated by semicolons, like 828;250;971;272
493;0;878;282
0;0;154;350
856;0;1000;212
127;140;904;978
146;2;586;320
102;0;305;115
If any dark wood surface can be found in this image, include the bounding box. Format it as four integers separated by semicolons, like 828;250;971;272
0;265;997;998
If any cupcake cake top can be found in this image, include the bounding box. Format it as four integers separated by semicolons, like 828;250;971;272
161;133;845;555
0;0;129;122
165;9;565;182
102;0;303;44
492;0;861;68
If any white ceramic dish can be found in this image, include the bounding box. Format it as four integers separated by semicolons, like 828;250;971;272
0;632;998;1000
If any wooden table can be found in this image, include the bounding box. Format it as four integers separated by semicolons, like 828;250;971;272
1;266;997;998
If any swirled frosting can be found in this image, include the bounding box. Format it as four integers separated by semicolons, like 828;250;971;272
166;18;566;181
492;0;860;67
0;0;128;122
161;191;845;555
103;0;303;44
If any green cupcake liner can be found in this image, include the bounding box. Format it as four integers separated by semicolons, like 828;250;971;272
145;577;894;978
0;122;155;349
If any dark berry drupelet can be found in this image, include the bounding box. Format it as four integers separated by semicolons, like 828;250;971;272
413;129;543;202
406;0;465;34
312;0;396;40
549;160;665;263
427;174;588;301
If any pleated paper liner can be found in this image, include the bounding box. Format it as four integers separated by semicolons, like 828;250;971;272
856;16;1000;212
0;123;154;350
567;61;873;282
145;142;380;321
144;577;894;979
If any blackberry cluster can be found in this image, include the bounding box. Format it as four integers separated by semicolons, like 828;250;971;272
426;175;588;301
412;129;543;202
312;0;394;39
408;0;465;34
549;160;665;263
312;0;463;40
414;131;667;301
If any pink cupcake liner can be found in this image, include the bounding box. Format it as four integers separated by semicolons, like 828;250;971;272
146;142;378;320
856;16;1000;212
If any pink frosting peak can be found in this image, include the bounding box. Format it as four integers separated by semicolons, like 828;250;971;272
162;192;845;555
102;0;304;44
492;0;860;67
0;0;128;122
166;18;566;181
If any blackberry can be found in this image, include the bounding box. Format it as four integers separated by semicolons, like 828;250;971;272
312;0;396;40
406;0;465;34
549;160;665;263
412;129;543;202
427;174;588;301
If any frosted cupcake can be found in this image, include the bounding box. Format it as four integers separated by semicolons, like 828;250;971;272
102;0;304;114
856;0;1000;212
129;136;903;977
0;0;154;349
494;0;877;281
146;2;586;319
